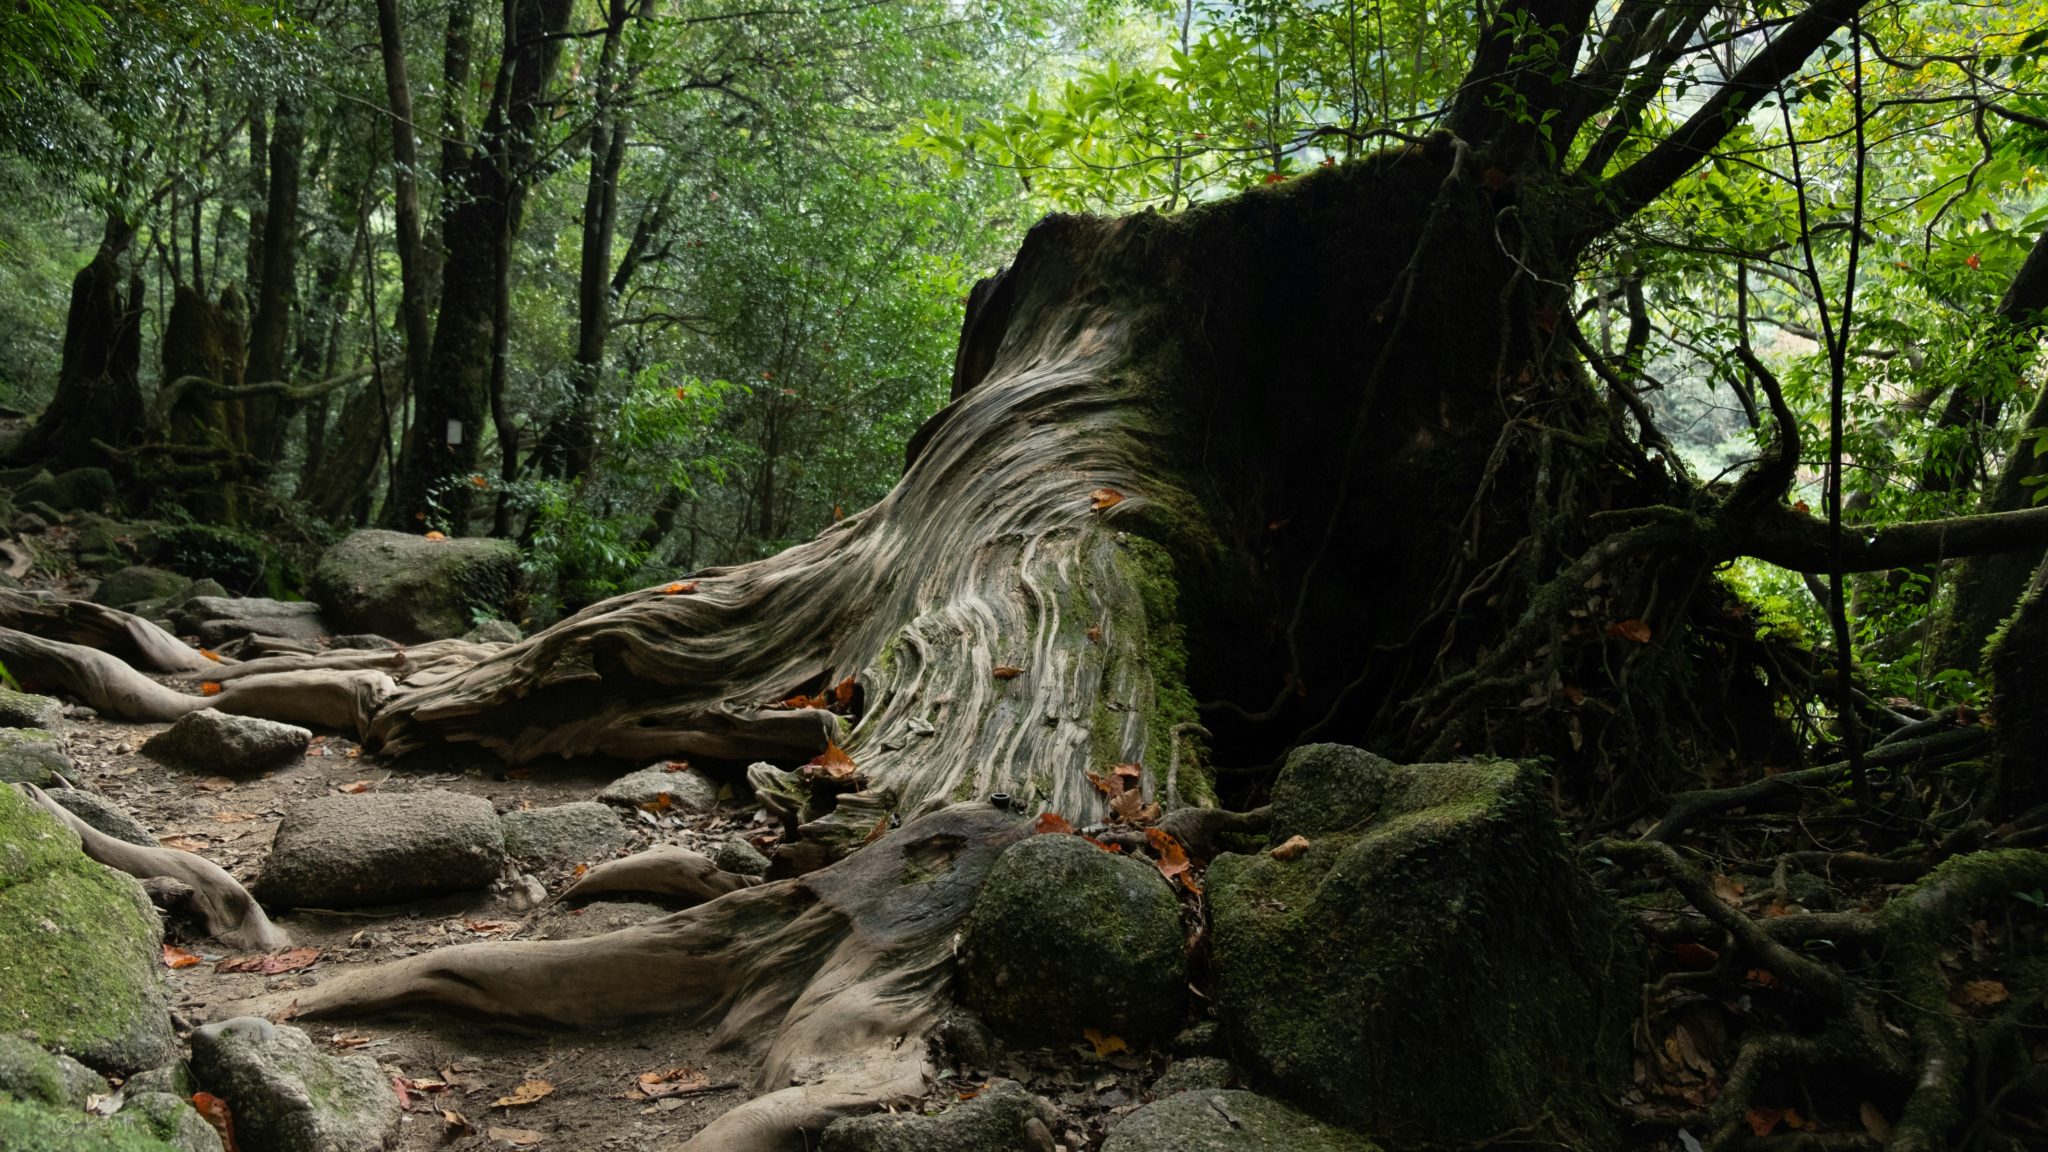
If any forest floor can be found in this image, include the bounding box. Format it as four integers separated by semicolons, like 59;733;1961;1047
32;565;1166;1150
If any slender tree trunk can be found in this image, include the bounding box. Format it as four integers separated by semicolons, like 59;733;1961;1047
371;0;435;490
245;103;267;298
389;0;572;532
294;193;368;500
243;97;303;466
430;0;476;300
158;284;250;523
9;214;146;471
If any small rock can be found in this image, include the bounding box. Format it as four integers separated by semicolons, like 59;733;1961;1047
15;467;115;513
118;1090;226;1152
713;835;770;876
500;802;626;870
0;727;73;786
506;874;547;911
597;763;720;811
50;789;155;847
94;566;193;609
188;1017;398;1152
327;634;399;651
141;711;310;776
462;619;522;644
173;596;329;646
163;579;228;612
821;1079;1058;1152
0;688;64;729
1103;1090;1379;1152
254;790;506;910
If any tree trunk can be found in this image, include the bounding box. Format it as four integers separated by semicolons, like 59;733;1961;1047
9;214;147;471
371;0;435;493
157;284;251;523
389;0;573;533
243;97;303;466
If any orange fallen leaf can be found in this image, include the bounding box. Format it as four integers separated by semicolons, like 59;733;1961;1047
191;1092;239;1152
572;863;588;878
638;792;674;814
1083;836;1124;854
470;474;489;488
1083;1027;1127;1057
217;947;320;975
1147;827;1200;894
200;649;222;663
1086;771;1121;798
195;776;237;792
1033;812;1074;835
1745;967;1781;989
1113;762;1142;781
1711;874;1745;903
200;681;223;696
490;1080;554;1108
424;530;446;541
339;780;374;794
662;581;699;594
955;1083;982;1101
834;676;857;707
463;920;515;935
443;1109;473;1135
163;944;203;969
1109;788;1162;827
1605;619;1652;644
1089;488;1125;511
161;835;210;852
1954;979;2009;1009
991;665;1024;680
1086;626;1102;645
805;742;860;783
662;760;691;772
1747;1107;1786;1137
1269;834;1311;861
212;811;261;823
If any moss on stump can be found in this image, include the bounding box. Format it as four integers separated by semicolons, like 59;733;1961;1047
957;832;1186;1046
1208;746;1635;1150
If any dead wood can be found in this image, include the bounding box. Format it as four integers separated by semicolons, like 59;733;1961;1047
0;590;214;673
557;845;762;904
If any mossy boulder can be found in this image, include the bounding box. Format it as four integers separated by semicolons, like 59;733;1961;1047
309;529;520;643
0;1097;182;1152
15;468;115;513
94;568;191;610
0;1032;108;1108
1103;1090;1379;1152
0;689;64;730
0;784;175;1074
0;727;73;786
957;832;1185;1046
1207;747;1635;1149
500;802;627;870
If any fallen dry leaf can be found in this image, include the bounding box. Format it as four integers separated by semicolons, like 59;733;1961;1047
1109;788;1162;828
195;776;237;792
160;836;210;852
212;811;261;823
217;947;320;976
1083;1028;1127;1057
200;681;223;696
488;1128;543;1147
834;676;856;707
1033;812;1074;835
1268;835;1311;861
1954;979;2010;1009
662;581;699;595
1089;488;1126;511
1746;1107;1785;1137
442;1110;473;1136
464;920;516;935
1711;874;1745;904
191;1092;239;1152
991;665;1024;680
1670;942;1719;969
1147;827;1200;894
1859;1101;1892;1142
490;1080;555;1109
1606;619;1653;644
200;649;222;663
339;780;374;794
1086;626;1102;645
328;1032;375;1049
636;1067;712;1099
804;742;860;784
638;792;674;814
424;530;447;541
163;945;202;969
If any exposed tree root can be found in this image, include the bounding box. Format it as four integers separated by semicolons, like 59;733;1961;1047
21;782;290;951
0;590;214;674
0;627;211;720
556;845;762;904
213;669;394;736
244;805;1026;1151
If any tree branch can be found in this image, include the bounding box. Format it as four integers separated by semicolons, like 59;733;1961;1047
1736;502;2048;572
